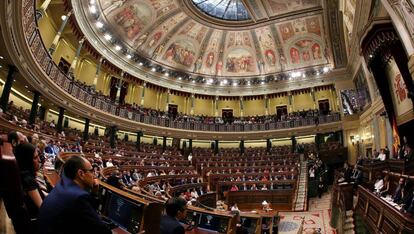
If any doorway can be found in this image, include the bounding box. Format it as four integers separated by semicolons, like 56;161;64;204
276;105;288;120
318;99;330;115
222;109;233;123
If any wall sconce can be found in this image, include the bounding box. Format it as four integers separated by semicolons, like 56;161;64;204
351;135;361;145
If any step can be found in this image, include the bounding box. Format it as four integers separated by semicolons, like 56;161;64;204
345;210;354;216
343;223;355;230
345;217;354;224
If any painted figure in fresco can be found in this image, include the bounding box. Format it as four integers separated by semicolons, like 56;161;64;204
394;74;407;103
312;43;322;59
164;42;195;67
194;57;202;73
264;49;276;65
149;31;163;48
257;59;265;74
134;32;148;48
290;48;300;64
303;50;311;61
206;52;215;68
216;61;223;76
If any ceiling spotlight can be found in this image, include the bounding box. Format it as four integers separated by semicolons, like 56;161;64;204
233;82;238;86
302;73;306;78
89;5;97;14
151;67;156;72
178;77;182;80
0;65;2;68
261;81;265;85
138;62;143;66
25;85;28;88
323;67;329;73
89;0;96;4
316;72;320;76
247;81;251;86
192;80;196;83
0;55;3;59
95;21;104;28
164;72;169;77
369;54;373;58
223;79;228;84
61;15;67;21
115;45;122;51
126;54;132;59
104;34;112;41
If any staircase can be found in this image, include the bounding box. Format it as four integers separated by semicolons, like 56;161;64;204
343;210;355;234
293;155;308;211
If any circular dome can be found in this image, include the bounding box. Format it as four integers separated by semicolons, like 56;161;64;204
72;0;333;95
191;0;251;21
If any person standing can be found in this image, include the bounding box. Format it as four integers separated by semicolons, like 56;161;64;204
37;156;111;234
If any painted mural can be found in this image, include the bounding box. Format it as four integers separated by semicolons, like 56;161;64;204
386;58;412;116
354;68;371;110
225;48;256;73
265;0;320;17
95;1;330;77
163;40;196;67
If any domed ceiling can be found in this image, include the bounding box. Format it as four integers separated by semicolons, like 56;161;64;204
72;0;345;95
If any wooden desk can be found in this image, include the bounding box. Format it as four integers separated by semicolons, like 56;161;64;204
387;159;414;175
43;168;60;187
357;160;387;183
226;189;294;211
356;186;414;234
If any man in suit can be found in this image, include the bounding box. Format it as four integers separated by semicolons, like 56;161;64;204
37;156;111;234
160;197;187;234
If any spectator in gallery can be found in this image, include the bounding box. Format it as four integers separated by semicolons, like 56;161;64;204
350;164;362;186
230;184;239;192
372;149;379;159
377;149;386;161
404;144;413;161
160;197;187;234
38;156;111;234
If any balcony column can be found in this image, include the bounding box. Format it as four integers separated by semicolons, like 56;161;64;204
291;136;296;153
115;74;123;103
92;57;103;87
214;140;219;155
239;96;244;117
140;82;146;106
162;136;167;152
288;91;293;112
109;126;117;149
49;10;73;55
311;87;317;109
68;37;85;77
29;91;40;125
136;131;142;151
190;93;195;115
0;65;17;112
189;139;193;153
264;95;269;115
266;139;272;152
240;140;245;155
56;107;65;132
214;96;219;117
165;89;170;111
36;0;52;20
83;118;90;141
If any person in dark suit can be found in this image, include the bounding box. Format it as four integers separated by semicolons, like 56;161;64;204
37;156;111;234
160;197;187;234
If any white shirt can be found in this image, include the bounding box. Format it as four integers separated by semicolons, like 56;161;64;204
374;179;384;192
377;153;386;161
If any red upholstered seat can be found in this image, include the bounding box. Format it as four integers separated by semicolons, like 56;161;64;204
0;140;33;234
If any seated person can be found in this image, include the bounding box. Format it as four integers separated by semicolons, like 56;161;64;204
404;144;413;161
350;165;362;185
15;143;44;220
374;174;384;194
377;149;386;161
38;156;111;234
338;163;352;183
392;177;411;206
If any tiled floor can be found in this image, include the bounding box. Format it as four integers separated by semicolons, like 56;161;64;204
279;190;336;234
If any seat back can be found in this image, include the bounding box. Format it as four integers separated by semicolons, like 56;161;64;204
0;141;33;234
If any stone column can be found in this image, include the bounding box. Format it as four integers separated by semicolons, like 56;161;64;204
214;96;219;117
29;91;40;125
267;139;272;152
165;89;170;111
0;66;16;112
240;140;245;155
190;93;195;115
239;96;244;117
214;140;219;154
264;95;269;115
109;126;117;149
83;118;90;141
189;139;193;153
49;10;73;55
136;131;142;151
162;136;167;152
56;107;65;132
140;82;146;106
36;0;52;20
68;37;85;77
311;88;317;109
93;57;104;87
288;91;293;112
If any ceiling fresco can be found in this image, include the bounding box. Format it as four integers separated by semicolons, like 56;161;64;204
92;0;331;78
